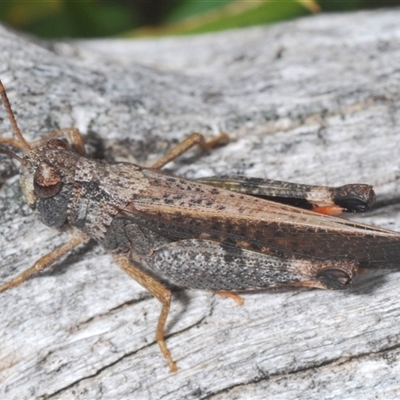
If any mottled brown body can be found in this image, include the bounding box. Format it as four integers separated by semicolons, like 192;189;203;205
25;145;399;287
1;80;400;371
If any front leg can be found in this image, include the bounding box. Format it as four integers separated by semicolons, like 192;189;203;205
31;128;86;155
0;128;86;156
0;232;89;293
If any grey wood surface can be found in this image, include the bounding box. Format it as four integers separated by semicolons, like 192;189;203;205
1;8;400;399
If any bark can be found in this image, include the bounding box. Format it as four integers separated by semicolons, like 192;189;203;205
1;8;400;399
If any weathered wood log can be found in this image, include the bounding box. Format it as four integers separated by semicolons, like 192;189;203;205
1;8;400;399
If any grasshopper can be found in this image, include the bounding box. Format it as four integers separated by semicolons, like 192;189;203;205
0;80;400;372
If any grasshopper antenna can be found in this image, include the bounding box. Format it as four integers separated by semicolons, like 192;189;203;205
0;146;29;165
0;80;32;166
0;80;31;152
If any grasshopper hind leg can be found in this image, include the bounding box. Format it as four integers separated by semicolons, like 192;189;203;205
113;237;357;371
148;239;358;292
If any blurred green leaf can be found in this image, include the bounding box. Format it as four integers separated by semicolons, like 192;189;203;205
0;0;61;28
129;0;317;37
319;0;400;11
166;0;234;23
0;0;135;38
110;0;185;26
1;0;400;39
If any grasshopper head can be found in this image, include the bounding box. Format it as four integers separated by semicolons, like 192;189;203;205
0;80;74;228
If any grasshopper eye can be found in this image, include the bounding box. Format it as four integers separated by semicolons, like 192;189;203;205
33;162;62;198
47;138;70;150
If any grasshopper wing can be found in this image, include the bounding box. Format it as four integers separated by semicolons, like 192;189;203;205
117;168;400;271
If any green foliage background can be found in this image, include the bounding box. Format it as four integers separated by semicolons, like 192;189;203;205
0;0;399;38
